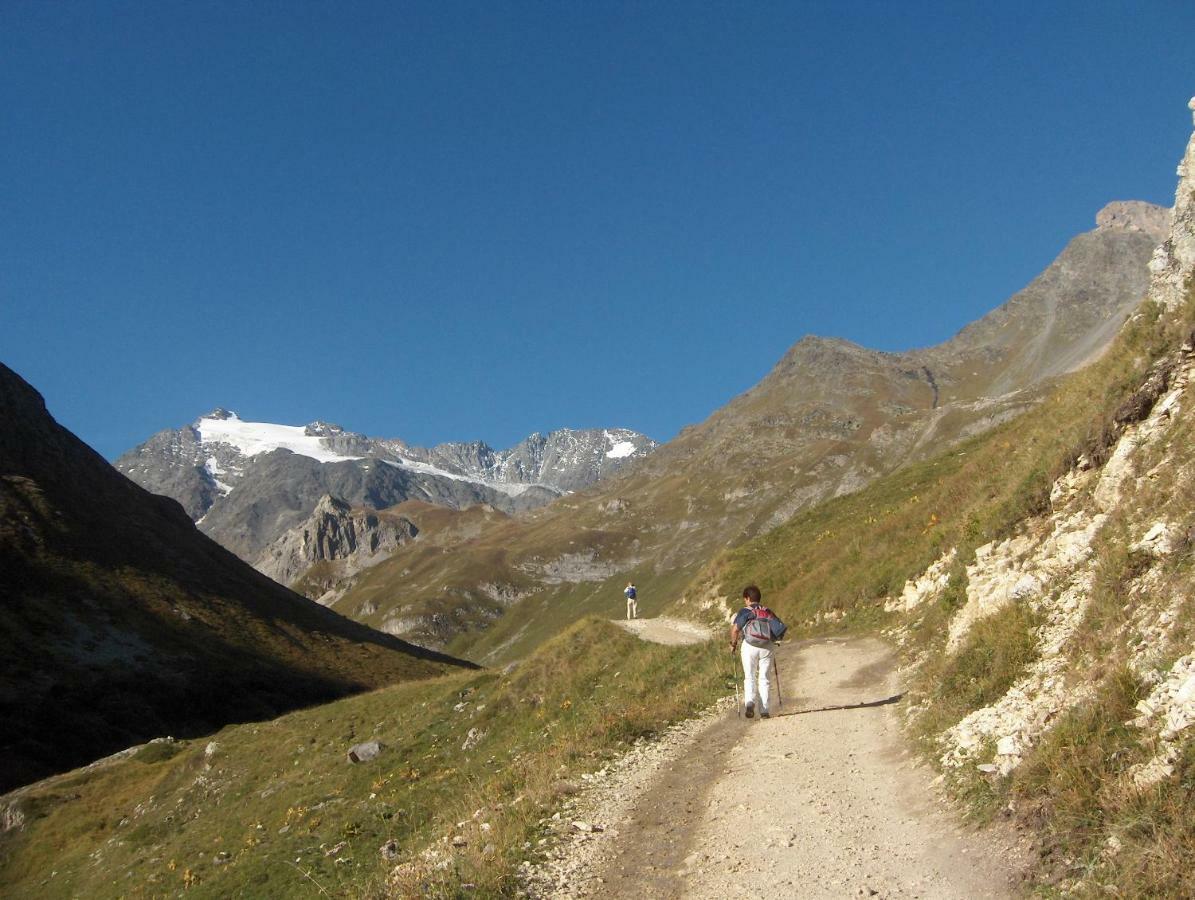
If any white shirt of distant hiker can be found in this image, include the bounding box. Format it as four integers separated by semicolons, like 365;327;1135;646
624;582;638;619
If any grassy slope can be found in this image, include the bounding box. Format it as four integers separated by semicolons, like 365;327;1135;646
0;620;726;899
674;288;1195;894
684;297;1188;632
330;488;708;664
322;223;1160;663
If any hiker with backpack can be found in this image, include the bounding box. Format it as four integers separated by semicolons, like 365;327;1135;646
730;585;786;718
624;582;638;619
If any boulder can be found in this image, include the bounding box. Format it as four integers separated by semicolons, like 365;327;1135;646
347;740;385;764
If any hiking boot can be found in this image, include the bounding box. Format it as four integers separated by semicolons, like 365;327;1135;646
745;702;755;719
760;711;771;719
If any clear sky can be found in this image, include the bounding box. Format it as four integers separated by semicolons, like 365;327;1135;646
3;2;1193;460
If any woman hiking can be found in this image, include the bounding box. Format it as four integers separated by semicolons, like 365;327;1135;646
729;585;786;718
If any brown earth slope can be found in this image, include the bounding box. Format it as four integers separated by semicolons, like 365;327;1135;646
0;363;473;793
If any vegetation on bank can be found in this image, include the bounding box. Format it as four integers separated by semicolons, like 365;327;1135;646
0;621;725;898
682;285;1195;894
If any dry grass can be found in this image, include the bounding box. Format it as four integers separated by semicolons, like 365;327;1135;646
1001;669;1195;897
0;619;726;899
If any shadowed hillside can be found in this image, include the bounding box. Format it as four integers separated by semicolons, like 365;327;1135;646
0;364;474;792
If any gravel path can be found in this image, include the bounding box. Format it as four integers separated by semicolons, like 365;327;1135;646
613;617;713;645
524;637;1027;898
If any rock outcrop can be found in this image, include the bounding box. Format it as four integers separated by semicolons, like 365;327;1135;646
255;494;419;594
1096;200;1172;237
929;344;1193;777
1146;98;1195;313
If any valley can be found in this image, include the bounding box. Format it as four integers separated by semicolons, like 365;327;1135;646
2;87;1193;900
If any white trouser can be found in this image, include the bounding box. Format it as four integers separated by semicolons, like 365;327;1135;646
626;597;637;619
741;642;774;713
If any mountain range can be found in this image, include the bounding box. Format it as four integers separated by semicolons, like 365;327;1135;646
116;414;657;565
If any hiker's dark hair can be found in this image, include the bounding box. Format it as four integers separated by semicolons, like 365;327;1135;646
743;585;762;604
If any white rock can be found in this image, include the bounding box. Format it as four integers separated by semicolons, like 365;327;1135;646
1131;521;1179;557
995;735;1020;756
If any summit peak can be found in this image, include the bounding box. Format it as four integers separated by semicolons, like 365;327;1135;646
1094;201;1170;241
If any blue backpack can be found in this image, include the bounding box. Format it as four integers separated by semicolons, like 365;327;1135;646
626;586;637;600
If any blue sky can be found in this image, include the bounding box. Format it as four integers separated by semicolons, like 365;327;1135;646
2;1;1193;460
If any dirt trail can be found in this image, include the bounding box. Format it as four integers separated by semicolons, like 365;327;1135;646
613;617;713;645
529;637;1026;898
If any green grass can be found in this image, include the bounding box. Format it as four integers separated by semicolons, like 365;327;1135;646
0;619;725;899
911;600;1043;754
453;564;700;665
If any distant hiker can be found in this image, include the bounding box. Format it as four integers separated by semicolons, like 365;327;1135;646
730;585;786;718
625;582;638;619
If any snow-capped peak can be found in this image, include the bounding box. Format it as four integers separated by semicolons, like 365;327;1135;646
196;413;363;464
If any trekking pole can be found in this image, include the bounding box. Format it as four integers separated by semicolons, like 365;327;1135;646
773;651;783;709
731;642;741;718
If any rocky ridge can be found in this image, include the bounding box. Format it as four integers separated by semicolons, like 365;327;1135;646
254;494;420;597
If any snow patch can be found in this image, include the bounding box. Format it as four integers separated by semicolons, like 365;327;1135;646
380;458;543;498
203;457;234;496
606;441;636;459
604;430;638;459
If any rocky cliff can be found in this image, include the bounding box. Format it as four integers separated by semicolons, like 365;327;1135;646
255;494;419;600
